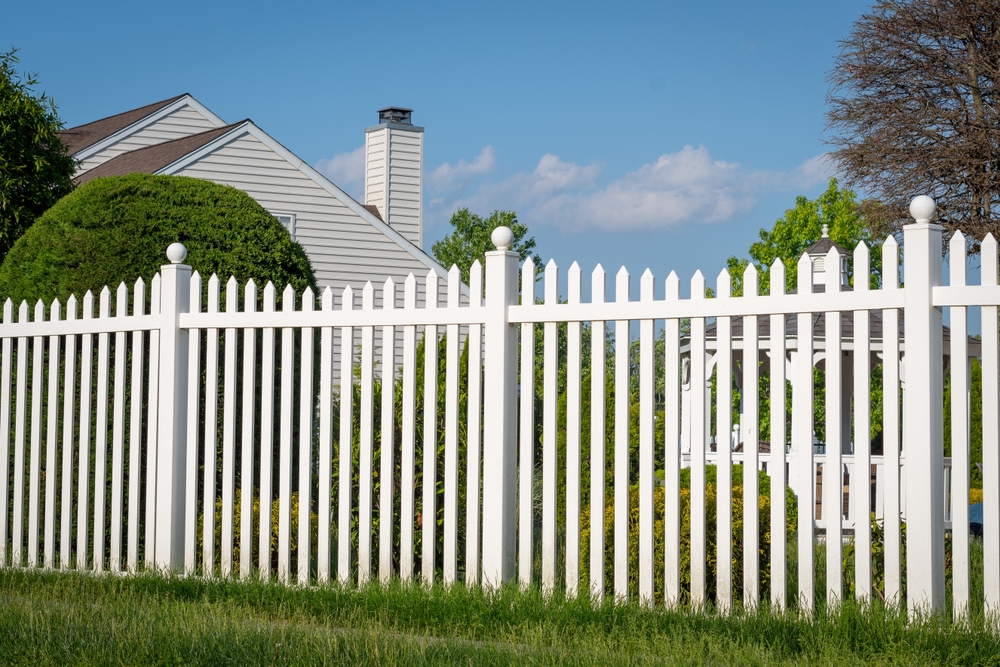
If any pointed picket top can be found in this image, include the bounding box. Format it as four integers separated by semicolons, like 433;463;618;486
665;271;680;300
282;283;296;313
187;272;200;315
244;279;258;313
770;258;785;296
691;269;705;300
207;274;221;313
362;281;374;310
616;266;631;303
50;298;62;322
983;233;998;287
99;286;112;318
225;276;239;313
826;247;842;293
522;257;536;305
448;265;460;308
134;275;146;292
854;240;871;292
592;264;606;303
66;294;78;321
322;286;334;311
34;299;46;323
797;252;812;294
18;299;29;323
545;258;559;304
716;267;731;299
470;261;483;306
116;282;129;317
641;268;655;301
383;278;396;311
341;284;355;311
404;273;417;309
301;286;315;313
882;235;900;289
82;291;94;319
263;281;277;313
3;298;13;324
568;262;582;305
743;262;758;298
426;268;440;309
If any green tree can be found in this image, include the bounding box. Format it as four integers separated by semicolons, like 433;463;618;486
725;179;881;297
431;208;541;284
0;49;75;263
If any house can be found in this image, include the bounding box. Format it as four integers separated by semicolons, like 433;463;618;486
58;94;451;307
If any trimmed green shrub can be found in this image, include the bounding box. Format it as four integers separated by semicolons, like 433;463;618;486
0;173;316;305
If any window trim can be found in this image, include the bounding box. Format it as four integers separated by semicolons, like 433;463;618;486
272;212;297;240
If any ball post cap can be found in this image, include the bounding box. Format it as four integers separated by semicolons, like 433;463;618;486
909;195;936;223
491;226;514;251
166;242;188;264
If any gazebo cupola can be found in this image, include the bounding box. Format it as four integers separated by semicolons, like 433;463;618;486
806;224;850;288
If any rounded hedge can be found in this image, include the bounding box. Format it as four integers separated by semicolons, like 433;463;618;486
0;173;317;306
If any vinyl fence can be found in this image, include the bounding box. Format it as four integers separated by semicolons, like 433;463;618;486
0;197;996;622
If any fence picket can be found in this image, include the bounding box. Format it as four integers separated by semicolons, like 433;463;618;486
44;299;61;568
28;300;46;568
298;286;315;585
379;279;396;585
882;236;902;602
400;276;417;582
0;300;12;567
202;276;221;574
519;258;535;589
542;259;559;595
824;248;843;609
566;262;582;598
221;277;239;578
638;269;655;606
60;296;77;570
716;268;733;613
337;286;354;584
466;262;484;586
794;253;814;613
93;289;112;572
241;280;258;580
182;275;199;573
110;284;128;572
948;231;969;618
277;285;295;583
317;287;334;583
742;264;760;610
590;265;607;602
614;267;631;602
358;282;375;585
144;276;160;568
423;270;439;586
690;270;707;607
853;244;872;602
76;294;93;570
259;282;277;578
663;272;681;606
444;268;460;585
982;234;1000;616
769;258;787;610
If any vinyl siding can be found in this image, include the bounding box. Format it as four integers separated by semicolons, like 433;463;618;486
385;128;422;248
75;104;220;175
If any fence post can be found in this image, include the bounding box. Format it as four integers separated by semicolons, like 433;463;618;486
902;196;945;615
155;243;191;571
482;227;519;589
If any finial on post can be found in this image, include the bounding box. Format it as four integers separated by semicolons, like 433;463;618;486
909;195;936;224
166;243;187;264
491;226;514;251
821;223;829;239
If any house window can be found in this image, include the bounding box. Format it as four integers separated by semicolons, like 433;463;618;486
273;213;296;239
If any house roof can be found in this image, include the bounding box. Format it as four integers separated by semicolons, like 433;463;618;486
804;224;850;257
74;122;246;185
58;95;186;155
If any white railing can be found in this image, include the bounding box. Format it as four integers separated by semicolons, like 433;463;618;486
0;200;998;623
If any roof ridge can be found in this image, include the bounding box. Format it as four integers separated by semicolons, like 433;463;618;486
58;94;190;155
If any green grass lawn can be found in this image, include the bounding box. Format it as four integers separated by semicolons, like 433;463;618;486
0;568;998;666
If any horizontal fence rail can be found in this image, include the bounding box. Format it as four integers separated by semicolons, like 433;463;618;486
0;199;997;625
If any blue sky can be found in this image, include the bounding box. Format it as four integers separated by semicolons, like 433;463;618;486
4;0;875;298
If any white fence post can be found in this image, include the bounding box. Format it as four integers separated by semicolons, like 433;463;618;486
482;227;519;589
902;196;946;615
154;243;191;571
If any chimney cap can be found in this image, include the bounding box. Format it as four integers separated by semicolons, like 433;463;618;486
377;107;413;125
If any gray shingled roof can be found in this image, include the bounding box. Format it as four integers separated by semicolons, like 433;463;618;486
58;95;185;155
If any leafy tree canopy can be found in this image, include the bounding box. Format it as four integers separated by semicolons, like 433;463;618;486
725;179;881;296
0;49;75;263
0;173;317;306
431;208;541;285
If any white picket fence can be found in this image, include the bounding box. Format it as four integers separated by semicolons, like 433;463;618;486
0;199;997;621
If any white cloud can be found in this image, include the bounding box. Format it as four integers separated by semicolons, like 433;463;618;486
428;146;497;190
434;146;833;232
315;145;365;200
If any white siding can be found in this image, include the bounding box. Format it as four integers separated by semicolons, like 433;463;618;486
76;105;220;175
365;126;422;249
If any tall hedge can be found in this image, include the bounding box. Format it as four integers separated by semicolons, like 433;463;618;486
0;173;317;306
